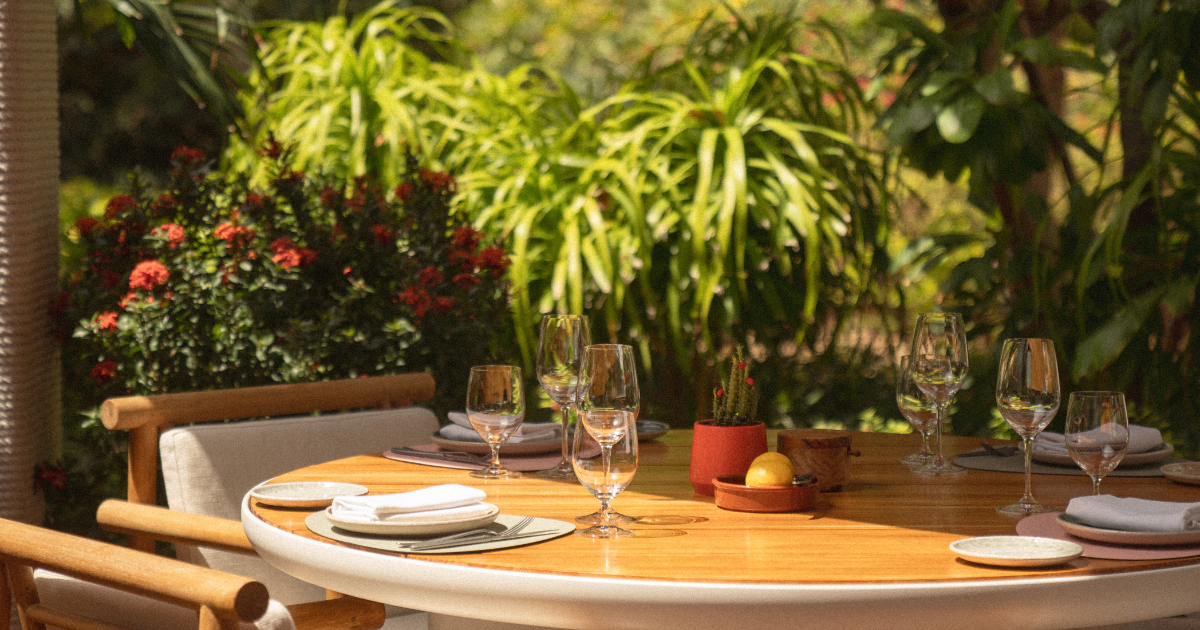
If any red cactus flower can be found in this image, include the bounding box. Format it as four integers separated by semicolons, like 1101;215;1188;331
746;377;754;387
129;260;169;291
716;389;725;398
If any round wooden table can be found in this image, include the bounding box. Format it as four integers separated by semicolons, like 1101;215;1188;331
242;432;1200;630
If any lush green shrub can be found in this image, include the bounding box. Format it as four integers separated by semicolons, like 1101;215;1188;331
226;3;901;426
51;141;512;534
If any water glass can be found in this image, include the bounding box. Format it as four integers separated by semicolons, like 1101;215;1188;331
1065;391;1129;495
465;365;525;479
573;409;638;538
576;344;640;531
909;312;969;476
896;356;936;465
995;338;1060;515
536;314;591;480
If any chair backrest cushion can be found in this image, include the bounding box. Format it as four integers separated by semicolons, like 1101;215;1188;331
159;407;438;603
34;569;296;630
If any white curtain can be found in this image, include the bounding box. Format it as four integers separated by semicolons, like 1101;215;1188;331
0;0;62;527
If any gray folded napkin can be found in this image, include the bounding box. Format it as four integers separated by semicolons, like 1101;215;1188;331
442;412;560;443
329;484;494;524
1066;494;1200;532
1034;424;1162;456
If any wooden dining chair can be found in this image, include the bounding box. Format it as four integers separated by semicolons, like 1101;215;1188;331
100;373;439;627
0;515;299;630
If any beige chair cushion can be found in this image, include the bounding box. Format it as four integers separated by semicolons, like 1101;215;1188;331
160;407;439;605
34;569;296;630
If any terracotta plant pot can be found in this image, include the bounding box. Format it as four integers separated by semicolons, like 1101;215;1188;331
689;420;768;496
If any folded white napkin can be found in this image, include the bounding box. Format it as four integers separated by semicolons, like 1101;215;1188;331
1066;495;1200;532
329;484;491;524
1034;424;1162;456
442;412;560;443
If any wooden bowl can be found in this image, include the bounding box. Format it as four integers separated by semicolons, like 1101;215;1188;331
711;475;818;513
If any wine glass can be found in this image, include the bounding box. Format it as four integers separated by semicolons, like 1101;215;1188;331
896;356;936;465
572;413;639;538
465;365;525;479
575;344;640;532
995;338;1061;515
1065;391;1129;495
536;314;591;480
909;312;969;476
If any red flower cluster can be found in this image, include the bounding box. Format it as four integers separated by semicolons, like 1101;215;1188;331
372;224;395;245
94;311;119;332
105;195;137;220
269;237;318;269
153;223;185;249
419;266;443;286
395;181;415;201
171;146;206;169
150;193;178;218
129;261;169;291
215;222;255;247
34;462;67;492
398;286;432;318
453;226;482;250
477;246;511;274
75;216;100;237
420;168;456;193
90;360;118;384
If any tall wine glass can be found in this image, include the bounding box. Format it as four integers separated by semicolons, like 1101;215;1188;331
572;413;638;538
909;312;969;476
465;365;525;479
576;344;639;531
536;314;591;480
995;338;1061;515
1065;391;1129;495
896;356;936;466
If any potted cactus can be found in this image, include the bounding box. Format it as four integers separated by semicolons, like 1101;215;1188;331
689;347;769;495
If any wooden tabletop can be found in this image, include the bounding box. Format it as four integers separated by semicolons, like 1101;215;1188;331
243;431;1200;629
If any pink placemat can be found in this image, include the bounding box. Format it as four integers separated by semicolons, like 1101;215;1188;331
1016;512;1200;560
385;444;593;472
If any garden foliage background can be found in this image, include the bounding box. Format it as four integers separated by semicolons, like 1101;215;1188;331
53;0;1200;536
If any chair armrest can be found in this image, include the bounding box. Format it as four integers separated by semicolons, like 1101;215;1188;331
97;500;257;556
286;597;385;630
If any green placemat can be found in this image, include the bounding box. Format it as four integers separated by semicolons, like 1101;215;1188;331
306;512;575;554
954;448;1171;477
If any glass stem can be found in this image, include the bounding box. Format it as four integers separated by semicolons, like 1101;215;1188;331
556;405;572;465
1020;435;1036;503
1092;477;1102;495
489;442;502;472
920;429;933;456
931;402;946;467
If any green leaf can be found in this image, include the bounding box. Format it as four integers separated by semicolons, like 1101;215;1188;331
936;91;984;144
1073;284;1169;380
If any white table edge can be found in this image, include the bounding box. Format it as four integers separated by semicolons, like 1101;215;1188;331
241;494;1200;630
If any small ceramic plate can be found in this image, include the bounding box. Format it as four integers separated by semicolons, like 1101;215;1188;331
250;482;369;508
950;536;1082;567
1056;513;1200;546
637;420;669;441
324;503;500;536
1162;462;1200;485
1032;442;1175;468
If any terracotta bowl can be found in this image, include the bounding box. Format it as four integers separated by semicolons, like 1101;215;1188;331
711;475;818;513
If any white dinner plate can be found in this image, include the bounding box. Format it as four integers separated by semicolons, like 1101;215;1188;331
950;536;1083;567
1056;513;1200;546
250;482;368;508
1162;462;1200;486
1032;442;1175;469
430;434;562;455
324;504;501;536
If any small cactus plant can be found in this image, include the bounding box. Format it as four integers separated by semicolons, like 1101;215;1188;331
711;346;759;427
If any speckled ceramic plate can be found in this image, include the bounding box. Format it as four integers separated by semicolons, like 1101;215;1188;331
1032;443;1174;468
1056;513;1200;546
1162;461;1200;486
950;536;1082;567
250;482;368;508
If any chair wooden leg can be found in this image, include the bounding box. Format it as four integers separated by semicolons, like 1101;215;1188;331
8;565;46;630
199;605;241;630
126;424;160;552
0;563;11;630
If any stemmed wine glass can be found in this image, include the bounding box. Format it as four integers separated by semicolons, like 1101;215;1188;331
574;344;639;536
1065;391;1129;495
995;338;1061;515
909;312;969;476
536;314;591;480
465;365;525;479
896;356;936;466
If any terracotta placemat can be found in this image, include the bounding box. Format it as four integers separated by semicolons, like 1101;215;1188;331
954;449;1168;477
1016;512;1200;560
306;511;574;554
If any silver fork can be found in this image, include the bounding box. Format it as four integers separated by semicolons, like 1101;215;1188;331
405;516;536;551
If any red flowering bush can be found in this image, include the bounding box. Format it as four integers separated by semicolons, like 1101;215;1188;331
58;141;513;429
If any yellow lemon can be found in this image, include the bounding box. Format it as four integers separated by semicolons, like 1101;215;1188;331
745;452;795;487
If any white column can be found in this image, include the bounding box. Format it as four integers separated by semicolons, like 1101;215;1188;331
0;0;62;525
